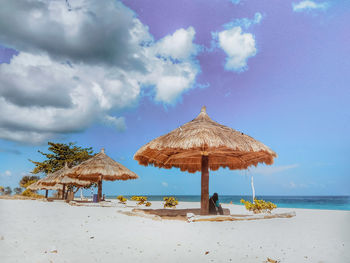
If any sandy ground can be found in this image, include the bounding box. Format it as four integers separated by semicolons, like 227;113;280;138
0;199;349;263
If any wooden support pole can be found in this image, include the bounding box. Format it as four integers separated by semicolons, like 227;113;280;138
62;184;66;200
97;181;102;202
200;155;209;215
45;190;48;198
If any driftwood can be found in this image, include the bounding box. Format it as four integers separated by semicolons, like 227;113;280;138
133;208;231;217
132;208;295;222
191;212;296;222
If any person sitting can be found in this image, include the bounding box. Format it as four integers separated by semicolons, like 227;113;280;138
209;193;224;215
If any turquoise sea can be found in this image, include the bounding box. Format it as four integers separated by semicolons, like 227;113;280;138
106;195;350;211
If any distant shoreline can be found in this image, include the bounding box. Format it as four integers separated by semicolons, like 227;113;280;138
105;195;350;211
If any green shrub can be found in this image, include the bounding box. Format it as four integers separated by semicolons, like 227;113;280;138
117;195;127;204
131;195;150;206
240;198;277;214
19;176;40;188
22;189;44;198
131;196;148;205
14;187;23;195
163;197;178;208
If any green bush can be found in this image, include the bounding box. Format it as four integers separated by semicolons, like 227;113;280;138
240;198;277;214
22;189;44;198
163;197;178;208
131;196;148;205
117;195;127;204
14;187;23;195
19;176;40;188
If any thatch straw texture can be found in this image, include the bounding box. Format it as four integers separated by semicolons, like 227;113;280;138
65;149;138;182
134;106;277;173
39;164;91;187
27;180;62;191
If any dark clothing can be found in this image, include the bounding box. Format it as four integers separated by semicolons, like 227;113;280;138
217;205;224;215
209;197;217;215
209;196;224;215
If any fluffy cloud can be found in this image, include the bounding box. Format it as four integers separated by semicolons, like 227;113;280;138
218;27;256;71
154;27;198;60
0;0;200;144
223;12;263;30
161;182;168;187
292;1;329;12
214;13;262;72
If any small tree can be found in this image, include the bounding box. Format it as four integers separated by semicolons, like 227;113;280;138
29;142;94;175
0;186;4;195
14;187;22;195
4;186;12;195
19;176;40;188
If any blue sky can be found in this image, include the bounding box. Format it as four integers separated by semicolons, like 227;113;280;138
0;0;349;196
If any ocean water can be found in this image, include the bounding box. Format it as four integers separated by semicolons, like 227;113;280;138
107;195;350;211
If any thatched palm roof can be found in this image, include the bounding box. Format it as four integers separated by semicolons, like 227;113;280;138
65;148;138;182
27;180;62;191
39;163;91;187
134;106;277;173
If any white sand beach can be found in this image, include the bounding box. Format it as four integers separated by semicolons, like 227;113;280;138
0;199;349;263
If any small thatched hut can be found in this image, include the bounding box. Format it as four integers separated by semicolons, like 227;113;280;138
65;148;138;201
39;163;92;199
134;106;277;214
27;180;62;197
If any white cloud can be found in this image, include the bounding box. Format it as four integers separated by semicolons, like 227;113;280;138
249;164;299;175
155;27;198;60
162;182;168;187
103;115;126;132
223;12;263;30
1;170;11;176
214;13;262;72
0;0;201;144
292;1;329;12
218;27;257;71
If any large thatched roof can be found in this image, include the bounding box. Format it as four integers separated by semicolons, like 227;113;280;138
65;148;138;182
39;163;91;187
134;106;277;173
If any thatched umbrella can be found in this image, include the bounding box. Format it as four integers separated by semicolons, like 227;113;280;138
27;180;62;197
134;106;277;215
65;148;138;201
39;163;92;199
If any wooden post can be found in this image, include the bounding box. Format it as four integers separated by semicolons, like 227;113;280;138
45;190;48;198
200;155;209;215
62;184;66;200
97;181;102;202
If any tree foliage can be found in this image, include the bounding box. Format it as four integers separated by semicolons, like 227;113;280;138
14;187;23;195
19;176;40;188
4;186;12;195
240;198;277;214
163;197;178;208
0;186;4;195
30;142;94;175
22;189;44;198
